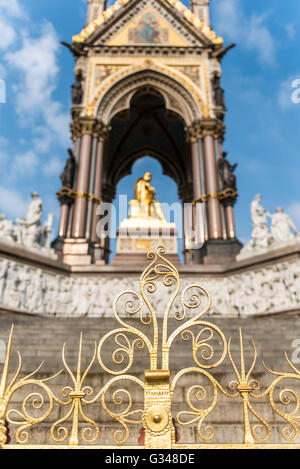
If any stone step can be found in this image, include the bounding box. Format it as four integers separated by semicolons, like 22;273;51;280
1;313;300;447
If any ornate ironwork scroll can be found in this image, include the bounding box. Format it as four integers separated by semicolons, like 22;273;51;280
0;246;300;449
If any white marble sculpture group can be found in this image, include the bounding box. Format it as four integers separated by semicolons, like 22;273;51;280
238;194;300;260
0;193;299;318
0;192;57;259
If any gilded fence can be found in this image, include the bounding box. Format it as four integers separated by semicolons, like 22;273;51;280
1;246;300;449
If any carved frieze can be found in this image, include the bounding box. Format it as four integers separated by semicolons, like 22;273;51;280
0;256;299;318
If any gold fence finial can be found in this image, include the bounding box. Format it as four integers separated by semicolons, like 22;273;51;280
0;324;14;398
0;324;14;444
0;246;300;448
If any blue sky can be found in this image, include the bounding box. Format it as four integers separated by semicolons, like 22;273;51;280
0;0;300;260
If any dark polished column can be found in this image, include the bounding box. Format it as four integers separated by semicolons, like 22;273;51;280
215;138;227;240
191;140;206;246
91;127;107;244
90;124;109;263
85;137;98;240
179;182;194;265
101;183;116;265
58;197;72;238
53;138;79;256
203;132;223;239
187;118;242;264
71;118;95;238
225;203;237;239
66;138;81;238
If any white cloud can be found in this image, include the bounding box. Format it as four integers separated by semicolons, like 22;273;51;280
242;158;267;174
0;137;9;146
0;63;6;80
287;202;300;229
33;129;54;154
246;14;275;65
0;0;24;50
13;150;39;176
5;22;59;113
0;0;23;18
0;1;69;232
213;0;275;65
0;150;8;163
0;138;8;163
213;0;241;39
43;157;63;176
33;124;68;154
0;186;29;219
0;20;17;49
4;20;69;148
285;24;296;41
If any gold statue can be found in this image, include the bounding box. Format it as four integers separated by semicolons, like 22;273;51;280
130;172;165;221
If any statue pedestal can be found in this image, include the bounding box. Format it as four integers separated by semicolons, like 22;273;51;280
63;239;92;266
195;238;243;265
113;218;181;266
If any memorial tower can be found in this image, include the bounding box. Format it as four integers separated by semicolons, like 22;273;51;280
55;0;242;266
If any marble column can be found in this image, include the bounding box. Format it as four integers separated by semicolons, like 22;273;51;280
66;138;80;238
225;204;237;239
58;203;70;238
85;137;98;239
217;140;238;240
71;130;93;238
66;204;74;239
191;140;206;246
91;138;105;244
203;134;223;239
58;139;79;239
215;139;227;240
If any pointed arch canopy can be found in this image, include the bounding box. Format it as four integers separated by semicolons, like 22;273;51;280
100;86;194;201
95;65;206;126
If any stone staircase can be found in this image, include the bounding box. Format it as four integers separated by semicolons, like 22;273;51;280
1;312;300;447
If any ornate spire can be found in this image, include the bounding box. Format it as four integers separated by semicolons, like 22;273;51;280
73;0;223;45
190;0;210;25
86;0;107;25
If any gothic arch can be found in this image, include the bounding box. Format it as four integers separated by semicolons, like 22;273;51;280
95;66;204;126
100;89;193;203
111;146;186;188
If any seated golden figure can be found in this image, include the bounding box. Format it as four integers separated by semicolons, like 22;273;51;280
129;172;166;222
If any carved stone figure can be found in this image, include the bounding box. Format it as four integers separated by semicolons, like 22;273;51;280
17;192;43;247
238;195;271;259
130;172;166;221
270;207;299;244
71;74;83;105
73;278;90;316
0;260;9;302
0;215;16;242
60;149;76;189
212;74;225;108
17;267;30;310
238;197;300;260
50;275;63;316
3;263;18;309
40;214;54;249
0;193;57;259
250;194;271;249
27;269;45;311
218;152;237;191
